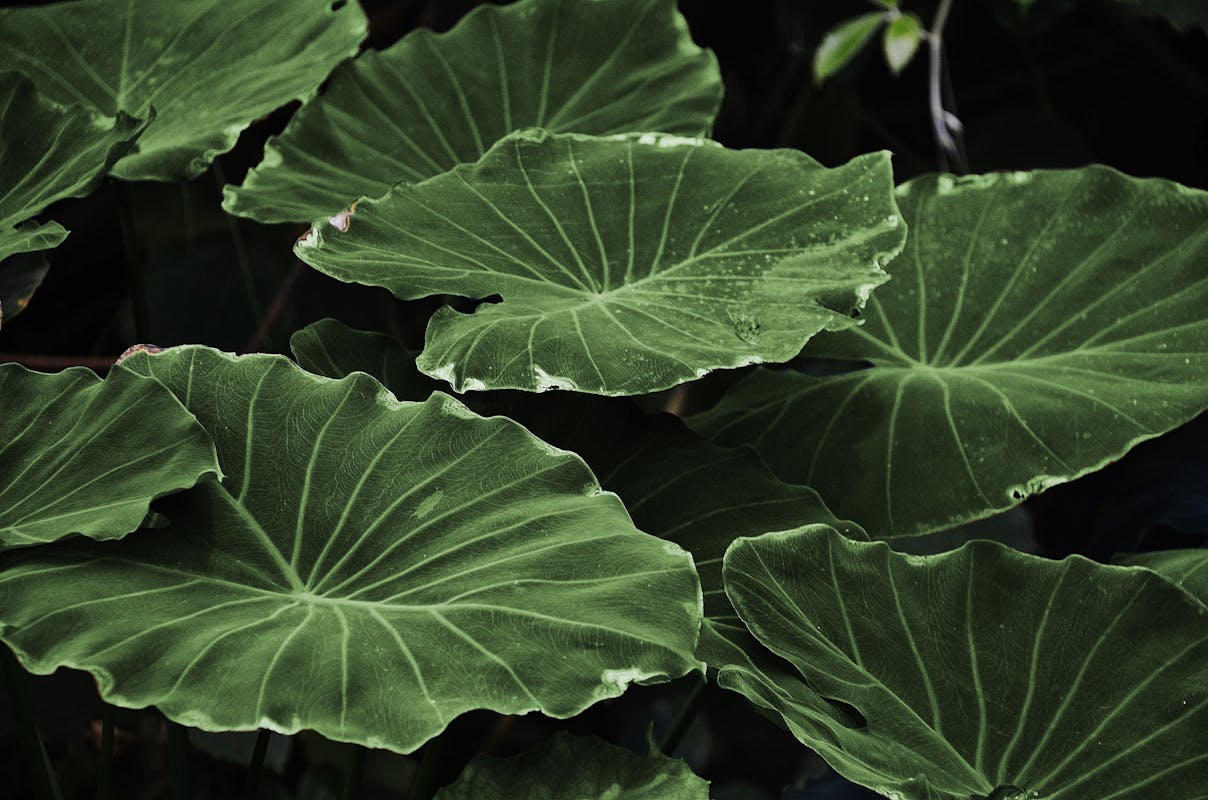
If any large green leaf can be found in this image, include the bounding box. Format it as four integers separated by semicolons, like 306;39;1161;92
223;0;723;225
434;732;709;799
294;130;903;395
0;71;142;262
719;526;1208;800
0;0;367;181
695;167;1208;537
288;318;865;625
0;362;218;548
0;348;701;753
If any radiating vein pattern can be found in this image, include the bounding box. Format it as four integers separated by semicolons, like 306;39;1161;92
224;0;723;224
0;348;701;753
718;526;1208;800
434;732;710;799
0;72;142;261
0;0;367;180
0;363;218;548
695;167;1208;536
295;130;903;395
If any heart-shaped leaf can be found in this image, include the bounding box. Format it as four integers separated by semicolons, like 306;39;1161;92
294;130;903;395
694;167;1208;537
0;348;701;753
223;0;723;224
719;526;1208;800
0;362;218;548
0;72;142;262
0;0;367;181
434;732;709;799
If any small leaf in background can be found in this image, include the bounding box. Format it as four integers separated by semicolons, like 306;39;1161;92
882;12;924;74
295;130;903;395
718;526;1208;800
0;348;702;754
0;253;50;329
0;363;219;548
0;72;143;263
434;732;710;799
0;0;367;181
694;167;1208;539
813;13;887;84
224;0;723;224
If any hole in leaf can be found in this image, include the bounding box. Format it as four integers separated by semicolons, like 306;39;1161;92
330;0;347;9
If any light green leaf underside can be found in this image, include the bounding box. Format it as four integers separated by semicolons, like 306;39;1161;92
695;167;1208;537
288;317;865;629
0;72;142;262
0;348;702;753
720;526;1208;800
1117;550;1208;606
434;732;709;800
0;363;218;548
814;12;885;83
223;0;723;224
0;0;367;181
294;130;903;395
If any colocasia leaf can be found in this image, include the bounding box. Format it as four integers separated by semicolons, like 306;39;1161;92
434;732;710;799
1116;549;1208;606
718;526;1208;800
223;0;723;224
0;348;702;753
695;167;1208;538
0;0;367;181
0;72;143;263
294;130;903;396
0;362;219;548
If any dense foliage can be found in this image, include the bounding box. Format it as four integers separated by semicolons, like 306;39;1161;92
1;0;1205;798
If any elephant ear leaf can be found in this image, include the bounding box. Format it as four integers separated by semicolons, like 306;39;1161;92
0;362;219;548
716;526;1208;800
695;166;1208;538
434;732;709;799
294;130;903;395
224;0;724;224
0;72;143;264
0;0;367;181
0;348;702;754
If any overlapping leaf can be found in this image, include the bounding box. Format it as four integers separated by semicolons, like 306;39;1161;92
289;318;442;401
0;363;218;548
718;526;1208;800
695;167;1208;537
0;0;367;181
0;348;702;753
1118;549;1208;605
434;733;709;799
224;0;723;224
295;130;903;395
0;72;142;263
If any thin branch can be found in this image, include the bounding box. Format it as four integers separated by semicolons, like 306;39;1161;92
927;0;967;172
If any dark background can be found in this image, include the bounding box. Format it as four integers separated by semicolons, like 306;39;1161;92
2;0;1206;797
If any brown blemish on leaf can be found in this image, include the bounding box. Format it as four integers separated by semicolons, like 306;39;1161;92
116;344;165;365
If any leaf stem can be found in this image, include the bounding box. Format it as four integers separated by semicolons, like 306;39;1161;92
116;181;151;342
0;645;62;800
926;0;967;172
212;162;264;330
241;729;273;800
97;705;114;800
339;746;367;800
658;673;706;755
409;735;445;800
166;721;191;800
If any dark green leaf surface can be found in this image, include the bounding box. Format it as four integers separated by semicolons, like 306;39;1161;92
433;732;709;799
695;167;1208;537
295;130;902;395
720;526;1208;800
0;0;367;181
0;72;142;262
0;348;702;753
224;0;723;224
0;363;218;548
1117;550;1208;606
289;318;442;401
